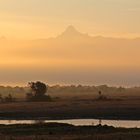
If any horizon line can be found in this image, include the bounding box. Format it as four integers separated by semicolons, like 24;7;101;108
1;25;140;40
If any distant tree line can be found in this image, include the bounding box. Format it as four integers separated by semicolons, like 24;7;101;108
1;83;139;103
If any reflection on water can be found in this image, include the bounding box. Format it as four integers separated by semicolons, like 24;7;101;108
0;119;140;128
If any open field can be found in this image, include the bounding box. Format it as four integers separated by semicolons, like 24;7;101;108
0;97;140;120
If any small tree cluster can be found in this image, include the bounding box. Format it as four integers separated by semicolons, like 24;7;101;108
26;81;51;102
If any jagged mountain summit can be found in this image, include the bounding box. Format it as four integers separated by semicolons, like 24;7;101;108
57;25;90;39
61;25;82;36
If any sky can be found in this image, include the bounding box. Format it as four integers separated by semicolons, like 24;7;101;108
0;0;140;86
0;0;140;39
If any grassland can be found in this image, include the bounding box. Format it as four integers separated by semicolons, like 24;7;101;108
0;97;140;120
0;85;140;120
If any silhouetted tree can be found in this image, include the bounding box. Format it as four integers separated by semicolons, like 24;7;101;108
26;81;51;102
28;81;47;97
97;91;107;100
98;91;102;97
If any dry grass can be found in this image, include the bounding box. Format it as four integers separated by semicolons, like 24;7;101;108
0;98;139;119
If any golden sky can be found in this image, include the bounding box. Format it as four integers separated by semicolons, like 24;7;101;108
0;0;140;86
0;0;140;39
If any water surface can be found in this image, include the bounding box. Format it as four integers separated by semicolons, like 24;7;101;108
0;119;140;128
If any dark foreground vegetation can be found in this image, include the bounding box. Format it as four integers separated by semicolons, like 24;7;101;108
0;123;140;140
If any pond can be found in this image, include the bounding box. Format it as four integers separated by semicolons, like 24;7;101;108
0;119;140;128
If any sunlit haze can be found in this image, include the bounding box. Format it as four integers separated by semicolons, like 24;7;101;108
0;0;140;86
0;0;140;39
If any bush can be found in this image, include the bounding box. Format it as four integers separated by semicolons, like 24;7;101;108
26;81;51;102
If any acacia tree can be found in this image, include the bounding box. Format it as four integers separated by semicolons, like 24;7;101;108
28;81;47;97
27;81;51;101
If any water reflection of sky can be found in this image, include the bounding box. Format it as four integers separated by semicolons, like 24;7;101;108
0;119;140;128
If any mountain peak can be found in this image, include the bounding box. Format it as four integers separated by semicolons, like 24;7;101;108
56;25;91;40
65;25;78;33
60;25;82;38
